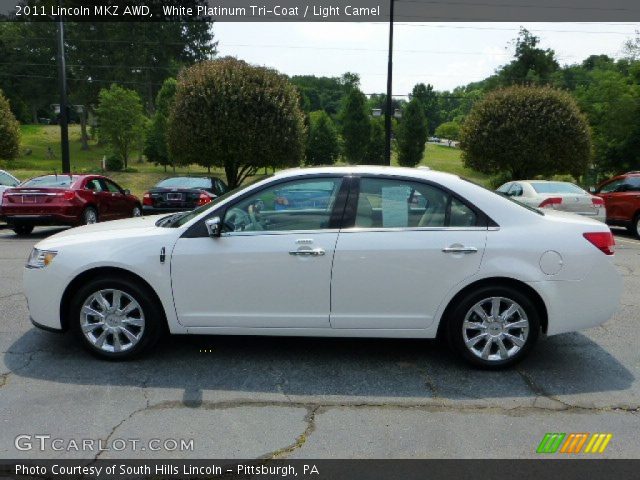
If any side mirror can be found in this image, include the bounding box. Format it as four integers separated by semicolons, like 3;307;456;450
124;189;131;195
588;187;596;194
205;216;222;238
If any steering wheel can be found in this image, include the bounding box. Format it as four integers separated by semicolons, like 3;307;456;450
225;208;251;231
247;201;265;231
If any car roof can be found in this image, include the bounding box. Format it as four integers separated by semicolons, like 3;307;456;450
273;166;460;183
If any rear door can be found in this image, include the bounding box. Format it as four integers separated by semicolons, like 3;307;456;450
598;178;629;222
330;176;488;330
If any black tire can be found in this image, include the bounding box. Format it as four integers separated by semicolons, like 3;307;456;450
69;275;165;360
132;204;142;218
627;215;640;239
446;285;540;369
82;206;98;225
12;223;34;236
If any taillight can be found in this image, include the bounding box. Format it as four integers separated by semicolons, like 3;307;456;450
142;192;153;206
591;196;604;207
539;197;563;208
583;232;615;255
56;191;76;201
197;192;211;206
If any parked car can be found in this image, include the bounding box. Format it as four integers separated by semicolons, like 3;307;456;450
0;170;20;210
142;176;228;215
24;167;621;368
2;174;141;235
496;180;606;223
591;172;640;238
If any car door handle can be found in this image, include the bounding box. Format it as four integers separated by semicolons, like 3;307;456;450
442;246;478;254
289;248;325;256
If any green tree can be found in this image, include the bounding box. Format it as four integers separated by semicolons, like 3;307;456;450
434;121;461;146
410;83;440;134
498;28;559;86
96;84;146;169
167;57;306;187
305;110;340;166
144;78;177;171
460;85;591;179
339;87;370;164
574;69;640;173
0;90;20;160
395;98;428;167
366;116;386;165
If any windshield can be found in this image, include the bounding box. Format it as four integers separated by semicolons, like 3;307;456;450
21;175;77;188
157;176;272;228
156;177;212;189
530;182;584;194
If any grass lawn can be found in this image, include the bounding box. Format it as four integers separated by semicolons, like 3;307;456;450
3;125;490;199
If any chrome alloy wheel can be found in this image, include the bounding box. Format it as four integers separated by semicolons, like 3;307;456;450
80;289;145;353
462;296;529;362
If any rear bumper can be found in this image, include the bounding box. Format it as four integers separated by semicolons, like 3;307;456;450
3;210;80;226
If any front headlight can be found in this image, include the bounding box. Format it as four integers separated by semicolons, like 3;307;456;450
26;248;57;269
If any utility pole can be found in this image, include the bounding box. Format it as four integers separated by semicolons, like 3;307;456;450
56;18;71;174
384;0;395;166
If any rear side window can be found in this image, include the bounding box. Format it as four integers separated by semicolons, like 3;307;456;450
354;177;478;229
21;175;76;188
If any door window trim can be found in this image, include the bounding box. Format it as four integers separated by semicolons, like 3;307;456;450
181;174;353;238
341;174;497;231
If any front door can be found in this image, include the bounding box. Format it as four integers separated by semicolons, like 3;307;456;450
331;176;487;330
171;176;346;328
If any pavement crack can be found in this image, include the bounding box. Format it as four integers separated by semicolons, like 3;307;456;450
262;405;319;459
0;292;22;300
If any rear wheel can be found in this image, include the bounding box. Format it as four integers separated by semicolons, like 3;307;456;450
447;285;540;369
70;275;164;360
82;207;98;225
12;223;34;236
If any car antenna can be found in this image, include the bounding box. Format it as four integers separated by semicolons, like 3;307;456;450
54;169;57;179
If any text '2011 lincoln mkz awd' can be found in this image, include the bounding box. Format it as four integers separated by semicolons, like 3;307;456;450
23;167;621;368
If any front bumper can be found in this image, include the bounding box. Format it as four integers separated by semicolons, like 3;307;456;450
24;265;67;331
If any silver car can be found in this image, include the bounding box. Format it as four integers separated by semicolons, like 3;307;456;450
497;180;606;223
0;170;20;208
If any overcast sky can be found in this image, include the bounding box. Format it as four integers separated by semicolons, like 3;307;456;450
214;22;640;96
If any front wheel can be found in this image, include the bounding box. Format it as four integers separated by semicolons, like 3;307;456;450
132;205;142;217
447;286;540;369
70;276;164;360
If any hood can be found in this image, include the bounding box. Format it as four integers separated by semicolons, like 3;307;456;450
35;215;176;250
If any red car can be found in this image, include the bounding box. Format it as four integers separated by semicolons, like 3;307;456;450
593;171;640;238
1;174;142;236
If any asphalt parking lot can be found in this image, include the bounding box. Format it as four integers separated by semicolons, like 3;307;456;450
1;225;639;459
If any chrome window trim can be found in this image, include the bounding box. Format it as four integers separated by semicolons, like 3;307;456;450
341;226;490;233
221;229;341;237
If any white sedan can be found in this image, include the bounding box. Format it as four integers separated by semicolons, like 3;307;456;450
496;180;606;223
24;167;621;368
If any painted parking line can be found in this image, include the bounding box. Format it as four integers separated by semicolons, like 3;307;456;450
615;237;640;247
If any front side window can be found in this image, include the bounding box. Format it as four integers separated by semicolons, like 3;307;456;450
598;179;624;194
223;177;342;232
103;179;123;194
354;177;478;229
